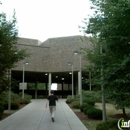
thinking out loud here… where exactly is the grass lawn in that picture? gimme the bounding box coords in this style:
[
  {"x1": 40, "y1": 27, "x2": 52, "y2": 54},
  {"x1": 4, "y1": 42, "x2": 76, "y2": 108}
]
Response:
[
  {"x1": 95, "y1": 103, "x2": 130, "y2": 117},
  {"x1": 71, "y1": 103, "x2": 130, "y2": 130}
]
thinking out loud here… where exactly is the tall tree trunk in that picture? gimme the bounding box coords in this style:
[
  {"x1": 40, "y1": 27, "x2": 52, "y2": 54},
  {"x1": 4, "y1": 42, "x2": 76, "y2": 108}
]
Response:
[{"x1": 122, "y1": 108, "x2": 126, "y2": 115}]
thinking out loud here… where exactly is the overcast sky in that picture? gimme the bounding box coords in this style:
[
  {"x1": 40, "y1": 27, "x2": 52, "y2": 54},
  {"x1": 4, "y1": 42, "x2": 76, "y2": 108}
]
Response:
[{"x1": 0, "y1": 0, "x2": 93, "y2": 42}]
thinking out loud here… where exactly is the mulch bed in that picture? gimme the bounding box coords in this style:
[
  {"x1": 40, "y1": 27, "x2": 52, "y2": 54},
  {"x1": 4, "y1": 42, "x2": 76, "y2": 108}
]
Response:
[
  {"x1": 109, "y1": 114, "x2": 130, "y2": 120},
  {"x1": 0, "y1": 104, "x2": 27, "y2": 121},
  {"x1": 68, "y1": 103, "x2": 89, "y2": 121},
  {"x1": 74, "y1": 111, "x2": 89, "y2": 120},
  {"x1": 68, "y1": 103, "x2": 130, "y2": 121},
  {"x1": 1, "y1": 113, "x2": 12, "y2": 120}
]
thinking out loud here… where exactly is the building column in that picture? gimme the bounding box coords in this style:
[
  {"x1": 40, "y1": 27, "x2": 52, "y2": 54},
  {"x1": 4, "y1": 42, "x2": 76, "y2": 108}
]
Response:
[
  {"x1": 45, "y1": 83, "x2": 48, "y2": 97},
  {"x1": 78, "y1": 71, "x2": 80, "y2": 95},
  {"x1": 62, "y1": 82, "x2": 64, "y2": 98},
  {"x1": 35, "y1": 78, "x2": 38, "y2": 99},
  {"x1": 48, "y1": 73, "x2": 52, "y2": 95}
]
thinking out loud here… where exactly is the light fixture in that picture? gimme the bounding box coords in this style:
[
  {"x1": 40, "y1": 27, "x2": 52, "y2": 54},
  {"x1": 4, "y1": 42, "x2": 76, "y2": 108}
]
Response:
[
  {"x1": 25, "y1": 62, "x2": 29, "y2": 65},
  {"x1": 67, "y1": 62, "x2": 72, "y2": 66},
  {"x1": 73, "y1": 50, "x2": 79, "y2": 55}
]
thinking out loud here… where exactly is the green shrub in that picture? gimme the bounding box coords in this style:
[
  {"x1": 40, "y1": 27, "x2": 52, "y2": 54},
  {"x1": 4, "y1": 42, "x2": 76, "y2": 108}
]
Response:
[
  {"x1": 14, "y1": 99, "x2": 23, "y2": 104},
  {"x1": 24, "y1": 94, "x2": 32, "y2": 104},
  {"x1": 11, "y1": 102, "x2": 19, "y2": 109},
  {"x1": 96, "y1": 119, "x2": 119, "y2": 130},
  {"x1": 0, "y1": 102, "x2": 5, "y2": 106},
  {"x1": 66, "y1": 95, "x2": 74, "y2": 104},
  {"x1": 4, "y1": 102, "x2": 19, "y2": 110},
  {"x1": 71, "y1": 101, "x2": 80, "y2": 109},
  {"x1": 20, "y1": 98, "x2": 31, "y2": 104},
  {"x1": 0, "y1": 105, "x2": 4, "y2": 119},
  {"x1": 83, "y1": 104, "x2": 93, "y2": 114},
  {"x1": 80, "y1": 103, "x2": 87, "y2": 112},
  {"x1": 87, "y1": 98, "x2": 95, "y2": 106},
  {"x1": 87, "y1": 107, "x2": 102, "y2": 119},
  {"x1": 83, "y1": 97, "x2": 96, "y2": 106},
  {"x1": 96, "y1": 122, "x2": 108, "y2": 130},
  {"x1": 74, "y1": 95, "x2": 80, "y2": 101},
  {"x1": 82, "y1": 90, "x2": 101, "y2": 102},
  {"x1": 11, "y1": 92, "x2": 20, "y2": 101},
  {"x1": 0, "y1": 91, "x2": 20, "y2": 103},
  {"x1": 19, "y1": 93, "x2": 32, "y2": 104},
  {"x1": 1, "y1": 91, "x2": 32, "y2": 105},
  {"x1": 0, "y1": 105, "x2": 4, "y2": 113}
]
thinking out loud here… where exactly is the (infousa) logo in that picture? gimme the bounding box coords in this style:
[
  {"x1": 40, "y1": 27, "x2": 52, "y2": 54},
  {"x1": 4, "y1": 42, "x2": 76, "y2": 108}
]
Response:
[{"x1": 118, "y1": 118, "x2": 130, "y2": 130}]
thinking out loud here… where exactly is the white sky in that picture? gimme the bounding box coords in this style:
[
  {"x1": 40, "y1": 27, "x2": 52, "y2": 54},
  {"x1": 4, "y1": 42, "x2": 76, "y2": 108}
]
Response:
[{"x1": 0, "y1": 0, "x2": 93, "y2": 42}]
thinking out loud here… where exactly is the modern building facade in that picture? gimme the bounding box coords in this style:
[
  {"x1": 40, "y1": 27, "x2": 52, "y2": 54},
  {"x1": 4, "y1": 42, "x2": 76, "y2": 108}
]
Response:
[{"x1": 12, "y1": 35, "x2": 92, "y2": 98}]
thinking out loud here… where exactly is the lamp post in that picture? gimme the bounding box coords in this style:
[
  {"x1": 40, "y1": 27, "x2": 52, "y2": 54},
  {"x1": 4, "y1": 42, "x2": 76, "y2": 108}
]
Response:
[
  {"x1": 67, "y1": 62, "x2": 74, "y2": 99},
  {"x1": 74, "y1": 51, "x2": 82, "y2": 105},
  {"x1": 22, "y1": 62, "x2": 28, "y2": 99},
  {"x1": 8, "y1": 69, "x2": 11, "y2": 110}
]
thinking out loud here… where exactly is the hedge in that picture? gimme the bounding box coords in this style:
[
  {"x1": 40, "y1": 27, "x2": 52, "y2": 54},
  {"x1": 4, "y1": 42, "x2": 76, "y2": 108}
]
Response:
[
  {"x1": 96, "y1": 119, "x2": 119, "y2": 130},
  {"x1": 86, "y1": 107, "x2": 102, "y2": 120}
]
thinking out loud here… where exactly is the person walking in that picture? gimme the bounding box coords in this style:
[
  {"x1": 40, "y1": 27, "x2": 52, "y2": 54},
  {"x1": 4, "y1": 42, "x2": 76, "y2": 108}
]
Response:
[{"x1": 46, "y1": 90, "x2": 58, "y2": 122}]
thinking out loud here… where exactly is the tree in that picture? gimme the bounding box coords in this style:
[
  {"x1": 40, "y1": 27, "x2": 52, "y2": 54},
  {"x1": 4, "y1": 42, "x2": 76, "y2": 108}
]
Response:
[
  {"x1": 81, "y1": 0, "x2": 130, "y2": 115},
  {"x1": 0, "y1": 10, "x2": 27, "y2": 93}
]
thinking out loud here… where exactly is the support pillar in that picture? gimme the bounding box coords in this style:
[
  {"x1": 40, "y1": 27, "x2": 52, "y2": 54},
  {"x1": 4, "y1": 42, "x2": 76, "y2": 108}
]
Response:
[
  {"x1": 48, "y1": 73, "x2": 52, "y2": 95},
  {"x1": 62, "y1": 82, "x2": 64, "y2": 98},
  {"x1": 45, "y1": 83, "x2": 48, "y2": 97},
  {"x1": 35, "y1": 79, "x2": 38, "y2": 99},
  {"x1": 78, "y1": 71, "x2": 80, "y2": 95},
  {"x1": 74, "y1": 74, "x2": 77, "y2": 95}
]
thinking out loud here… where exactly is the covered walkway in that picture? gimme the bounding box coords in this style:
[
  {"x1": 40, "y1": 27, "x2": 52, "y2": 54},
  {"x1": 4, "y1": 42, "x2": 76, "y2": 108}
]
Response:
[{"x1": 0, "y1": 99, "x2": 88, "y2": 130}]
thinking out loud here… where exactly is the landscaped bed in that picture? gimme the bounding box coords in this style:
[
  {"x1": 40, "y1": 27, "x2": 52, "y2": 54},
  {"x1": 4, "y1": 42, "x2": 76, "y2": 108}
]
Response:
[
  {"x1": 66, "y1": 91, "x2": 130, "y2": 130},
  {"x1": 68, "y1": 103, "x2": 130, "y2": 130}
]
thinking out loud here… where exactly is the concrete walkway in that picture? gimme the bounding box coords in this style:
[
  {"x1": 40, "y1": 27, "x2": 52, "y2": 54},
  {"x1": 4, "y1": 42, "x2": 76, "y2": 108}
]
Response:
[{"x1": 0, "y1": 99, "x2": 88, "y2": 130}]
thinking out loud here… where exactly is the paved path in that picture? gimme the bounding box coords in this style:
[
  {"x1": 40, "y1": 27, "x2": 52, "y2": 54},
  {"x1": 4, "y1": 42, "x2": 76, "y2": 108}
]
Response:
[{"x1": 0, "y1": 99, "x2": 88, "y2": 130}]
